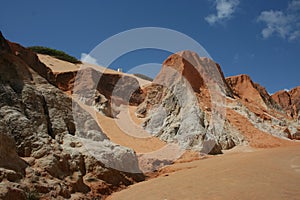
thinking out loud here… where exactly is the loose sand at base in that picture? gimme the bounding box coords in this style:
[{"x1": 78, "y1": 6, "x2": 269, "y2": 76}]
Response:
[{"x1": 108, "y1": 144, "x2": 300, "y2": 200}]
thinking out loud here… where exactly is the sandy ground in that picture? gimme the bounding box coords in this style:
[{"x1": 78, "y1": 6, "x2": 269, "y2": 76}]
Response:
[{"x1": 108, "y1": 144, "x2": 300, "y2": 200}]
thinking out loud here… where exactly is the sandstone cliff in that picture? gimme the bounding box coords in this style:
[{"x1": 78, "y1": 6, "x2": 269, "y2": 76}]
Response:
[
  {"x1": 0, "y1": 32, "x2": 144, "y2": 199},
  {"x1": 137, "y1": 51, "x2": 243, "y2": 154},
  {"x1": 226, "y1": 74, "x2": 279, "y2": 109},
  {"x1": 137, "y1": 51, "x2": 299, "y2": 154},
  {"x1": 272, "y1": 87, "x2": 300, "y2": 120}
]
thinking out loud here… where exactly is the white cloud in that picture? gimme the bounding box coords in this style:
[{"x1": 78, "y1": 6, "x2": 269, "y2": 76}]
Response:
[
  {"x1": 289, "y1": 30, "x2": 300, "y2": 40},
  {"x1": 205, "y1": 0, "x2": 240, "y2": 25},
  {"x1": 80, "y1": 53, "x2": 98, "y2": 65},
  {"x1": 257, "y1": 0, "x2": 300, "y2": 41},
  {"x1": 288, "y1": 0, "x2": 300, "y2": 11}
]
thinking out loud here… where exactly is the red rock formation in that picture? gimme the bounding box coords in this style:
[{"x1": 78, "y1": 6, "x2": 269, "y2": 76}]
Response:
[
  {"x1": 226, "y1": 74, "x2": 277, "y2": 109},
  {"x1": 272, "y1": 91, "x2": 291, "y2": 109},
  {"x1": 156, "y1": 51, "x2": 233, "y2": 96},
  {"x1": 290, "y1": 87, "x2": 300, "y2": 118},
  {"x1": 272, "y1": 87, "x2": 300, "y2": 119},
  {"x1": 137, "y1": 51, "x2": 234, "y2": 118},
  {"x1": 159, "y1": 51, "x2": 205, "y2": 93}
]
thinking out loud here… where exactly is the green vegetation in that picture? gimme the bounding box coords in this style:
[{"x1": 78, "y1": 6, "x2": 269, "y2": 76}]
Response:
[
  {"x1": 133, "y1": 73, "x2": 153, "y2": 81},
  {"x1": 29, "y1": 46, "x2": 81, "y2": 64}
]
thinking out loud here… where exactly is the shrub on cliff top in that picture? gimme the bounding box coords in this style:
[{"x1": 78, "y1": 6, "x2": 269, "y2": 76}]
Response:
[{"x1": 28, "y1": 46, "x2": 81, "y2": 64}]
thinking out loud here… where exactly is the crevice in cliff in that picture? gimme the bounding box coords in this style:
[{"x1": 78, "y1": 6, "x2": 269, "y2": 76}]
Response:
[{"x1": 41, "y1": 95, "x2": 54, "y2": 138}]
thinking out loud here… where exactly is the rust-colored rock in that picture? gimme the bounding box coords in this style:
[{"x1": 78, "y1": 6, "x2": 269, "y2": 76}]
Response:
[
  {"x1": 272, "y1": 86, "x2": 300, "y2": 119},
  {"x1": 226, "y1": 74, "x2": 278, "y2": 109},
  {"x1": 272, "y1": 90, "x2": 291, "y2": 108},
  {"x1": 157, "y1": 51, "x2": 233, "y2": 96}
]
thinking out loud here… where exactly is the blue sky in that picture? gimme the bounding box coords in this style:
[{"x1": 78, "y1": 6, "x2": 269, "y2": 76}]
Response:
[{"x1": 1, "y1": 0, "x2": 299, "y2": 93}]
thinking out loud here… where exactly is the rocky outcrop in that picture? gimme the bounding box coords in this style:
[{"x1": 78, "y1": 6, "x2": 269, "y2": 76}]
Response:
[
  {"x1": 137, "y1": 51, "x2": 242, "y2": 154},
  {"x1": 290, "y1": 87, "x2": 300, "y2": 119},
  {"x1": 225, "y1": 75, "x2": 300, "y2": 141},
  {"x1": 272, "y1": 90, "x2": 291, "y2": 109},
  {"x1": 272, "y1": 87, "x2": 300, "y2": 120},
  {"x1": 226, "y1": 74, "x2": 279, "y2": 109},
  {"x1": 0, "y1": 32, "x2": 144, "y2": 199},
  {"x1": 73, "y1": 67, "x2": 145, "y2": 109},
  {"x1": 156, "y1": 51, "x2": 233, "y2": 97},
  {"x1": 8, "y1": 39, "x2": 144, "y2": 112},
  {"x1": 137, "y1": 51, "x2": 299, "y2": 153}
]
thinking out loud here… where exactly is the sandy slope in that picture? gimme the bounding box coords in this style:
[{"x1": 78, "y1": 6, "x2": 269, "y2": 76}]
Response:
[
  {"x1": 72, "y1": 98, "x2": 166, "y2": 154},
  {"x1": 108, "y1": 144, "x2": 300, "y2": 200},
  {"x1": 95, "y1": 105, "x2": 166, "y2": 153},
  {"x1": 226, "y1": 108, "x2": 293, "y2": 148},
  {"x1": 37, "y1": 54, "x2": 150, "y2": 86}
]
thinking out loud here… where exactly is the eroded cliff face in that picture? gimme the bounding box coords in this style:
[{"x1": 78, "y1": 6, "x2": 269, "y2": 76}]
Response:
[
  {"x1": 8, "y1": 40, "x2": 145, "y2": 112},
  {"x1": 272, "y1": 87, "x2": 300, "y2": 120},
  {"x1": 136, "y1": 51, "x2": 299, "y2": 154},
  {"x1": 136, "y1": 51, "x2": 242, "y2": 154},
  {"x1": 0, "y1": 32, "x2": 144, "y2": 199},
  {"x1": 226, "y1": 74, "x2": 279, "y2": 109}
]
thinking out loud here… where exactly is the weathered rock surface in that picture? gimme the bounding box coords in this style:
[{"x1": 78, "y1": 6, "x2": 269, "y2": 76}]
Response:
[
  {"x1": 72, "y1": 67, "x2": 145, "y2": 119},
  {"x1": 226, "y1": 74, "x2": 279, "y2": 109},
  {"x1": 0, "y1": 32, "x2": 144, "y2": 199},
  {"x1": 226, "y1": 75, "x2": 299, "y2": 141},
  {"x1": 138, "y1": 51, "x2": 242, "y2": 154},
  {"x1": 0, "y1": 119, "x2": 27, "y2": 173},
  {"x1": 272, "y1": 87, "x2": 300, "y2": 120},
  {"x1": 0, "y1": 182, "x2": 26, "y2": 200},
  {"x1": 137, "y1": 50, "x2": 299, "y2": 155},
  {"x1": 8, "y1": 39, "x2": 145, "y2": 114}
]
